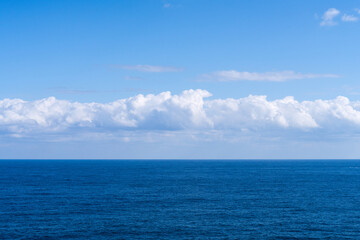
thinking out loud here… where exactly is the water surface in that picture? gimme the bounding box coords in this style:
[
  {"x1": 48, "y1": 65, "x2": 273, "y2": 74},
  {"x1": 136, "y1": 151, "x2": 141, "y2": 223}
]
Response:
[{"x1": 1, "y1": 160, "x2": 360, "y2": 239}]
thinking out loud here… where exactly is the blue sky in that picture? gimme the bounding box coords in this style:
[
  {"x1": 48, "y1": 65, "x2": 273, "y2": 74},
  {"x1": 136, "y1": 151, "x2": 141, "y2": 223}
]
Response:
[{"x1": 1, "y1": 0, "x2": 360, "y2": 159}]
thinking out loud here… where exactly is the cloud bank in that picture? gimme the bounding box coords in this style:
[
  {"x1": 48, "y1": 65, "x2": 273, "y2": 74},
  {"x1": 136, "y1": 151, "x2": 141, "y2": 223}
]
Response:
[
  {"x1": 203, "y1": 70, "x2": 338, "y2": 82},
  {"x1": 1, "y1": 90, "x2": 360, "y2": 139}
]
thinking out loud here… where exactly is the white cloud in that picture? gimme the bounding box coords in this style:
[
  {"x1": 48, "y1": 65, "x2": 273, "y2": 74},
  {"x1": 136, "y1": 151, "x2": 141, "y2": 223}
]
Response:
[
  {"x1": 2, "y1": 90, "x2": 360, "y2": 139},
  {"x1": 117, "y1": 65, "x2": 183, "y2": 72},
  {"x1": 124, "y1": 76, "x2": 144, "y2": 80},
  {"x1": 203, "y1": 70, "x2": 338, "y2": 82},
  {"x1": 320, "y1": 8, "x2": 340, "y2": 26},
  {"x1": 163, "y1": 3, "x2": 171, "y2": 8},
  {"x1": 341, "y1": 14, "x2": 358, "y2": 22}
]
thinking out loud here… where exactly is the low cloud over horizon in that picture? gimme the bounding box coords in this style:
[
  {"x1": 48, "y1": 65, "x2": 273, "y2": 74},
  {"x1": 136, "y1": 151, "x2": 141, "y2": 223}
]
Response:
[{"x1": 1, "y1": 89, "x2": 360, "y2": 140}]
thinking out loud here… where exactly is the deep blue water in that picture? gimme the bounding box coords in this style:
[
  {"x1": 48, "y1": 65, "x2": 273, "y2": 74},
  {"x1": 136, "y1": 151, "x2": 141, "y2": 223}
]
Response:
[{"x1": 1, "y1": 160, "x2": 360, "y2": 239}]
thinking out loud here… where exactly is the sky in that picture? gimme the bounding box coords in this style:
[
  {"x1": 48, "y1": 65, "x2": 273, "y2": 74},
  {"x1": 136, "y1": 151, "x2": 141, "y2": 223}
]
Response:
[{"x1": 1, "y1": 0, "x2": 360, "y2": 159}]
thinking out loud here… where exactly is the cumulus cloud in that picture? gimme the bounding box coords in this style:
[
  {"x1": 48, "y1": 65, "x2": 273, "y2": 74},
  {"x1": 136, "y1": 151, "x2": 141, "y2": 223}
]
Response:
[
  {"x1": 320, "y1": 8, "x2": 340, "y2": 26},
  {"x1": 341, "y1": 14, "x2": 358, "y2": 22},
  {"x1": 0, "y1": 90, "x2": 211, "y2": 135},
  {"x1": 203, "y1": 70, "x2": 338, "y2": 82},
  {"x1": 116, "y1": 64, "x2": 183, "y2": 72},
  {"x1": 2, "y1": 90, "x2": 360, "y2": 139}
]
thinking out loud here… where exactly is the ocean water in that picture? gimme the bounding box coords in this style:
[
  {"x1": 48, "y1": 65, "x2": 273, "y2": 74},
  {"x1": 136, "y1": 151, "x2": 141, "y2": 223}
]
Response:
[{"x1": 1, "y1": 160, "x2": 360, "y2": 239}]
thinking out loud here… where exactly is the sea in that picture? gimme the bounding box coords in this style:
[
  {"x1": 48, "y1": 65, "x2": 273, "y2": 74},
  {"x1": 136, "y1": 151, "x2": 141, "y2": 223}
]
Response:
[{"x1": 1, "y1": 160, "x2": 360, "y2": 239}]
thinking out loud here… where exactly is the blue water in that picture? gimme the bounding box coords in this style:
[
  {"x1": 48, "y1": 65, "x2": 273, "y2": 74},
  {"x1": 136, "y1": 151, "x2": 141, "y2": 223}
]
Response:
[{"x1": 1, "y1": 160, "x2": 360, "y2": 239}]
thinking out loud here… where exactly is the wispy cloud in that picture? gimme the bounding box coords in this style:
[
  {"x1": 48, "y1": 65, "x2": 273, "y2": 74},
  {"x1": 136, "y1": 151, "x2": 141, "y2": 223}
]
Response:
[
  {"x1": 49, "y1": 87, "x2": 96, "y2": 95},
  {"x1": 49, "y1": 87, "x2": 148, "y2": 95},
  {"x1": 115, "y1": 64, "x2": 183, "y2": 73},
  {"x1": 202, "y1": 70, "x2": 339, "y2": 82},
  {"x1": 320, "y1": 8, "x2": 340, "y2": 26},
  {"x1": 124, "y1": 76, "x2": 144, "y2": 81},
  {"x1": 341, "y1": 14, "x2": 358, "y2": 22},
  {"x1": 320, "y1": 8, "x2": 359, "y2": 25},
  {"x1": 163, "y1": 3, "x2": 171, "y2": 8}
]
